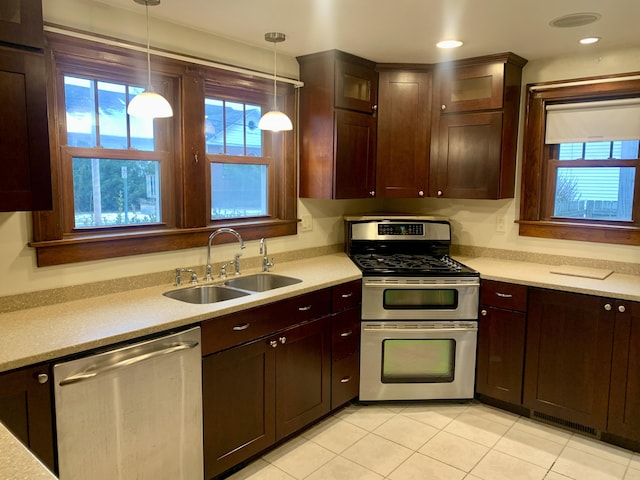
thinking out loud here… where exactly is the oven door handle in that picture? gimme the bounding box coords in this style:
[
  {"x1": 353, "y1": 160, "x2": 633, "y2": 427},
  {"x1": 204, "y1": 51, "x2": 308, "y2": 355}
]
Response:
[
  {"x1": 363, "y1": 282, "x2": 479, "y2": 289},
  {"x1": 362, "y1": 326, "x2": 477, "y2": 333}
]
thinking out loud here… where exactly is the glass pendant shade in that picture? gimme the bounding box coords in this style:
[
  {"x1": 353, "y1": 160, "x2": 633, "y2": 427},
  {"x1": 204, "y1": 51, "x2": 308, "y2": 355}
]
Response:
[
  {"x1": 127, "y1": 91, "x2": 173, "y2": 118},
  {"x1": 259, "y1": 32, "x2": 293, "y2": 131},
  {"x1": 126, "y1": 0, "x2": 173, "y2": 119},
  {"x1": 258, "y1": 109, "x2": 293, "y2": 131}
]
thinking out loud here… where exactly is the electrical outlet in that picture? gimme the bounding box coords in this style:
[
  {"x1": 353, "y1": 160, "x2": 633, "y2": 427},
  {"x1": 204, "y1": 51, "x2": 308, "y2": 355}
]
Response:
[
  {"x1": 495, "y1": 216, "x2": 506, "y2": 233},
  {"x1": 300, "y1": 214, "x2": 313, "y2": 232}
]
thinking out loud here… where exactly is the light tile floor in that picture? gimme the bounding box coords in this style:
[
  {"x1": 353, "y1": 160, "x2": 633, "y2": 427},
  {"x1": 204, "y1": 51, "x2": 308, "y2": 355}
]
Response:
[{"x1": 226, "y1": 401, "x2": 640, "y2": 480}]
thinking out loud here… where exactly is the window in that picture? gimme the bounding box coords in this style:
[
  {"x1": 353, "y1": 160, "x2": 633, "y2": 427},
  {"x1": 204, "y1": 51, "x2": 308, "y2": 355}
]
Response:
[
  {"x1": 519, "y1": 74, "x2": 640, "y2": 245},
  {"x1": 63, "y1": 76, "x2": 166, "y2": 229},
  {"x1": 30, "y1": 32, "x2": 297, "y2": 266},
  {"x1": 204, "y1": 97, "x2": 271, "y2": 220}
]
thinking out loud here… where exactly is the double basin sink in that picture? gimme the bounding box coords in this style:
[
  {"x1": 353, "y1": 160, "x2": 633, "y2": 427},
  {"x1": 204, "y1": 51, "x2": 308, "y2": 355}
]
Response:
[{"x1": 163, "y1": 273, "x2": 302, "y2": 304}]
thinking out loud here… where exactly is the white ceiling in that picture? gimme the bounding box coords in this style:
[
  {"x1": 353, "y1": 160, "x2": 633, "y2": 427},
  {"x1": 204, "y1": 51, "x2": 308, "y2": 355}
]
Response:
[{"x1": 94, "y1": 0, "x2": 639, "y2": 64}]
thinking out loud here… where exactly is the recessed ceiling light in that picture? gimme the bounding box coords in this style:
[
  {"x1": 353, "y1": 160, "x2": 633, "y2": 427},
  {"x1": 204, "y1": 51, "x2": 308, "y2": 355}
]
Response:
[
  {"x1": 549, "y1": 12, "x2": 601, "y2": 28},
  {"x1": 436, "y1": 40, "x2": 463, "y2": 49},
  {"x1": 579, "y1": 37, "x2": 600, "y2": 45}
]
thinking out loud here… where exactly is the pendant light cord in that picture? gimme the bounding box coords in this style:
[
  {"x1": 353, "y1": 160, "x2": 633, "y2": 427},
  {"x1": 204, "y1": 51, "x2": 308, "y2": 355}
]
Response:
[
  {"x1": 145, "y1": 2, "x2": 152, "y2": 90},
  {"x1": 272, "y1": 40, "x2": 277, "y2": 109}
]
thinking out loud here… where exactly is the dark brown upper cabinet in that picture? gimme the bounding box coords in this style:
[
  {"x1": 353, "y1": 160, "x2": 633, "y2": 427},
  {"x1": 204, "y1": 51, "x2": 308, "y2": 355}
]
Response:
[
  {"x1": 430, "y1": 53, "x2": 527, "y2": 199},
  {"x1": 298, "y1": 50, "x2": 377, "y2": 199},
  {"x1": 0, "y1": 0, "x2": 51, "y2": 212},
  {"x1": 376, "y1": 67, "x2": 432, "y2": 198},
  {"x1": 0, "y1": 0, "x2": 44, "y2": 49}
]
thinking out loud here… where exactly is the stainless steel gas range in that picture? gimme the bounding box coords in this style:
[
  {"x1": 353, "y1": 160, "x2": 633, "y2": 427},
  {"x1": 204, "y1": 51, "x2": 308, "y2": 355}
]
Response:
[{"x1": 345, "y1": 214, "x2": 480, "y2": 402}]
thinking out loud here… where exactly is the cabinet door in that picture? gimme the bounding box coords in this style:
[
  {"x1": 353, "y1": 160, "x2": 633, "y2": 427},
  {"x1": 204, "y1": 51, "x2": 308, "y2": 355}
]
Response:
[
  {"x1": 0, "y1": 364, "x2": 55, "y2": 472},
  {"x1": 335, "y1": 58, "x2": 378, "y2": 113},
  {"x1": 376, "y1": 70, "x2": 431, "y2": 198},
  {"x1": 431, "y1": 111, "x2": 503, "y2": 199},
  {"x1": 523, "y1": 288, "x2": 614, "y2": 430},
  {"x1": 334, "y1": 109, "x2": 376, "y2": 199},
  {"x1": 275, "y1": 316, "x2": 331, "y2": 439},
  {"x1": 476, "y1": 306, "x2": 525, "y2": 404},
  {"x1": 608, "y1": 300, "x2": 640, "y2": 442},
  {"x1": 438, "y1": 62, "x2": 504, "y2": 113},
  {"x1": 0, "y1": 0, "x2": 44, "y2": 49},
  {"x1": 0, "y1": 46, "x2": 52, "y2": 211},
  {"x1": 202, "y1": 339, "x2": 276, "y2": 479}
]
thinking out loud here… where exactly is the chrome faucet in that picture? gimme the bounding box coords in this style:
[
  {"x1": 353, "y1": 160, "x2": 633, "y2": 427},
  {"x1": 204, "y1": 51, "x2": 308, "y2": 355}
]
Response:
[
  {"x1": 205, "y1": 228, "x2": 245, "y2": 281},
  {"x1": 259, "y1": 237, "x2": 274, "y2": 272}
]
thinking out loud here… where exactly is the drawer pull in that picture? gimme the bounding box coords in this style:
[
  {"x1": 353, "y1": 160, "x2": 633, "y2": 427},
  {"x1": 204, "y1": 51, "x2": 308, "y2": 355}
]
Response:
[
  {"x1": 232, "y1": 323, "x2": 250, "y2": 331},
  {"x1": 618, "y1": 305, "x2": 626, "y2": 313},
  {"x1": 298, "y1": 305, "x2": 312, "y2": 312},
  {"x1": 480, "y1": 310, "x2": 488, "y2": 316},
  {"x1": 496, "y1": 292, "x2": 513, "y2": 298},
  {"x1": 340, "y1": 330, "x2": 353, "y2": 337},
  {"x1": 269, "y1": 340, "x2": 278, "y2": 348},
  {"x1": 341, "y1": 292, "x2": 353, "y2": 298},
  {"x1": 340, "y1": 376, "x2": 352, "y2": 383}
]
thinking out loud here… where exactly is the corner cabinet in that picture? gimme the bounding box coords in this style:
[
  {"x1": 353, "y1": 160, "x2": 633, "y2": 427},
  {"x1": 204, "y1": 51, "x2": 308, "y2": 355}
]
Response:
[
  {"x1": 0, "y1": 0, "x2": 52, "y2": 211},
  {"x1": 298, "y1": 50, "x2": 377, "y2": 199},
  {"x1": 476, "y1": 280, "x2": 527, "y2": 405},
  {"x1": 0, "y1": 363, "x2": 56, "y2": 472},
  {"x1": 430, "y1": 53, "x2": 527, "y2": 199},
  {"x1": 375, "y1": 66, "x2": 432, "y2": 198}
]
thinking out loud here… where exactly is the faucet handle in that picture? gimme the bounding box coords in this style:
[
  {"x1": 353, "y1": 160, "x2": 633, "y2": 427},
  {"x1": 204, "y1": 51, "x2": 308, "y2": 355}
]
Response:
[
  {"x1": 233, "y1": 253, "x2": 242, "y2": 275},
  {"x1": 175, "y1": 268, "x2": 198, "y2": 286}
]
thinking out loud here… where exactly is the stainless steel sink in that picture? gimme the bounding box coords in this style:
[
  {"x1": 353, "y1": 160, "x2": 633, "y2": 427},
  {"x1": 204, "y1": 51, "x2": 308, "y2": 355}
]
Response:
[
  {"x1": 163, "y1": 285, "x2": 250, "y2": 304},
  {"x1": 224, "y1": 273, "x2": 302, "y2": 292}
]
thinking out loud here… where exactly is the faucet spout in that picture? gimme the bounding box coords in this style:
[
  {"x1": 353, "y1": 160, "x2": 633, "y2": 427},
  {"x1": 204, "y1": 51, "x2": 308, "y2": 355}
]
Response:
[{"x1": 205, "y1": 228, "x2": 245, "y2": 281}]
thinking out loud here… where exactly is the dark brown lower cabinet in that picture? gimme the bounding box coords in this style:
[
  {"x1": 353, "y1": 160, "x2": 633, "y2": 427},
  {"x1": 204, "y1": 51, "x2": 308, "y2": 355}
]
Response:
[
  {"x1": 608, "y1": 300, "x2": 640, "y2": 442},
  {"x1": 476, "y1": 306, "x2": 526, "y2": 404},
  {"x1": 523, "y1": 288, "x2": 615, "y2": 431},
  {"x1": 202, "y1": 316, "x2": 331, "y2": 479},
  {"x1": 0, "y1": 363, "x2": 56, "y2": 472}
]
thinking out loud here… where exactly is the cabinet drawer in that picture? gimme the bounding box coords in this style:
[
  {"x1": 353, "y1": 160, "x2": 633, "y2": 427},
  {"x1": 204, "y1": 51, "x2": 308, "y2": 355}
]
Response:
[
  {"x1": 332, "y1": 280, "x2": 362, "y2": 312},
  {"x1": 481, "y1": 280, "x2": 527, "y2": 311},
  {"x1": 202, "y1": 289, "x2": 331, "y2": 355},
  {"x1": 331, "y1": 308, "x2": 360, "y2": 360},
  {"x1": 331, "y1": 353, "x2": 359, "y2": 408}
]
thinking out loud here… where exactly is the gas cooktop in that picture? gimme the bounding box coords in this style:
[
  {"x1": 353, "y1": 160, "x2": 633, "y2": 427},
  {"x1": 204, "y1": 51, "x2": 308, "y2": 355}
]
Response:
[{"x1": 350, "y1": 253, "x2": 478, "y2": 276}]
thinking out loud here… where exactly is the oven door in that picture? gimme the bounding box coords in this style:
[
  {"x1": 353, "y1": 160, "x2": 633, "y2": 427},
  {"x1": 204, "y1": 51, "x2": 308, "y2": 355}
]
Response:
[
  {"x1": 362, "y1": 276, "x2": 479, "y2": 320},
  {"x1": 359, "y1": 321, "x2": 477, "y2": 401}
]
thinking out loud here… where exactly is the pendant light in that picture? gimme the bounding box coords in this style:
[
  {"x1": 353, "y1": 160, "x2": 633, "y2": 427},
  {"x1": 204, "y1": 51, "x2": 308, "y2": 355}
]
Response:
[
  {"x1": 258, "y1": 32, "x2": 293, "y2": 132},
  {"x1": 127, "y1": 0, "x2": 173, "y2": 118}
]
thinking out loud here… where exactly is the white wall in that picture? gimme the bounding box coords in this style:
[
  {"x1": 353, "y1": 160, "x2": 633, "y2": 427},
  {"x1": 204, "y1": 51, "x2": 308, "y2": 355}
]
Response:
[{"x1": 0, "y1": 4, "x2": 638, "y2": 297}]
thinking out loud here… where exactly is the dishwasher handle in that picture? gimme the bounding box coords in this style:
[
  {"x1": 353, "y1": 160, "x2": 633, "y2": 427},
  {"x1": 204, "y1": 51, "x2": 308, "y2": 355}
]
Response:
[{"x1": 59, "y1": 341, "x2": 199, "y2": 387}]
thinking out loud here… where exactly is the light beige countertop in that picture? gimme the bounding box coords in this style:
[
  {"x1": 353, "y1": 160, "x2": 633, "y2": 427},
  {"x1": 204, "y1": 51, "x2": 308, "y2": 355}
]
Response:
[
  {"x1": 457, "y1": 256, "x2": 640, "y2": 302},
  {"x1": 0, "y1": 253, "x2": 362, "y2": 374},
  {"x1": 0, "y1": 423, "x2": 56, "y2": 480}
]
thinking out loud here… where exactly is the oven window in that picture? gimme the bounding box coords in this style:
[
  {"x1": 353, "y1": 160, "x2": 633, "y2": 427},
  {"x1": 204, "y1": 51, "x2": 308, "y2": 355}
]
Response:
[
  {"x1": 381, "y1": 339, "x2": 455, "y2": 383},
  {"x1": 383, "y1": 289, "x2": 458, "y2": 309}
]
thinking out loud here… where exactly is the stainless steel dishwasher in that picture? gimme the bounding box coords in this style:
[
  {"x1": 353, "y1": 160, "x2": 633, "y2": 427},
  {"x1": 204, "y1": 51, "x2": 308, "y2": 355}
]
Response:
[{"x1": 53, "y1": 326, "x2": 203, "y2": 480}]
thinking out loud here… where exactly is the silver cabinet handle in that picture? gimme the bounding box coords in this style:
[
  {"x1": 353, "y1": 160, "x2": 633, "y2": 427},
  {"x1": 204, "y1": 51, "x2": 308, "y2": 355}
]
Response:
[
  {"x1": 418, "y1": 190, "x2": 424, "y2": 197},
  {"x1": 340, "y1": 330, "x2": 353, "y2": 337},
  {"x1": 279, "y1": 336, "x2": 287, "y2": 344},
  {"x1": 270, "y1": 340, "x2": 278, "y2": 348},
  {"x1": 437, "y1": 190, "x2": 443, "y2": 197},
  {"x1": 232, "y1": 323, "x2": 250, "y2": 331},
  {"x1": 604, "y1": 303, "x2": 612, "y2": 311},
  {"x1": 618, "y1": 305, "x2": 626, "y2": 313},
  {"x1": 369, "y1": 190, "x2": 375, "y2": 197},
  {"x1": 480, "y1": 309, "x2": 488, "y2": 316},
  {"x1": 441, "y1": 104, "x2": 447, "y2": 111},
  {"x1": 340, "y1": 376, "x2": 352, "y2": 383},
  {"x1": 298, "y1": 305, "x2": 312, "y2": 311},
  {"x1": 496, "y1": 292, "x2": 513, "y2": 298},
  {"x1": 341, "y1": 292, "x2": 353, "y2": 298},
  {"x1": 37, "y1": 373, "x2": 49, "y2": 384},
  {"x1": 59, "y1": 341, "x2": 199, "y2": 386}
]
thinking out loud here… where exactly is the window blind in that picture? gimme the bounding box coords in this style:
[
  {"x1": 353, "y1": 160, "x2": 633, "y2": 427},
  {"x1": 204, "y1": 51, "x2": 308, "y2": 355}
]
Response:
[{"x1": 545, "y1": 98, "x2": 640, "y2": 144}]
